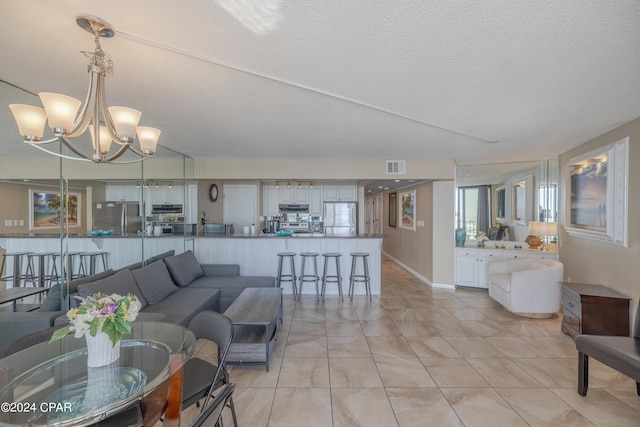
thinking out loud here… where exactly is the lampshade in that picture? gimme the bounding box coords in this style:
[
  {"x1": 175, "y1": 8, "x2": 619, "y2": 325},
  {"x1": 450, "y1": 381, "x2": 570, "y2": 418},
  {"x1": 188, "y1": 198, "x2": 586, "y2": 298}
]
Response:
[
  {"x1": 8, "y1": 104, "x2": 47, "y2": 140},
  {"x1": 136, "y1": 126, "x2": 161, "y2": 155},
  {"x1": 108, "y1": 106, "x2": 142, "y2": 140},
  {"x1": 529, "y1": 221, "x2": 557, "y2": 237},
  {"x1": 89, "y1": 125, "x2": 113, "y2": 154},
  {"x1": 38, "y1": 92, "x2": 82, "y2": 132}
]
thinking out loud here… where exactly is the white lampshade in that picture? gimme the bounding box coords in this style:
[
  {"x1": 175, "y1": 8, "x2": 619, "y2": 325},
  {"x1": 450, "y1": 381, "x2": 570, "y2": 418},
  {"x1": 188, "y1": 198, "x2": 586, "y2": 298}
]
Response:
[
  {"x1": 89, "y1": 125, "x2": 113, "y2": 154},
  {"x1": 529, "y1": 221, "x2": 557, "y2": 237},
  {"x1": 9, "y1": 104, "x2": 47, "y2": 140},
  {"x1": 38, "y1": 92, "x2": 81, "y2": 132},
  {"x1": 136, "y1": 126, "x2": 160, "y2": 154},
  {"x1": 108, "y1": 106, "x2": 142, "y2": 140}
]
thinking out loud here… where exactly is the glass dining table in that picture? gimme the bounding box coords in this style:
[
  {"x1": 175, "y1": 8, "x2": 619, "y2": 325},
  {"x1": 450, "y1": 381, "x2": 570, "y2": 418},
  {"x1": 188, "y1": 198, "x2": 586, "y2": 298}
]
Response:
[{"x1": 0, "y1": 322, "x2": 196, "y2": 426}]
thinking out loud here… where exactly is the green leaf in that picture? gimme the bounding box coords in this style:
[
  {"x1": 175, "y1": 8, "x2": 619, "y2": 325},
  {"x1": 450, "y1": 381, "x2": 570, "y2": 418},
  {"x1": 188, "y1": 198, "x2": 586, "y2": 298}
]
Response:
[
  {"x1": 49, "y1": 326, "x2": 72, "y2": 343},
  {"x1": 89, "y1": 318, "x2": 100, "y2": 336}
]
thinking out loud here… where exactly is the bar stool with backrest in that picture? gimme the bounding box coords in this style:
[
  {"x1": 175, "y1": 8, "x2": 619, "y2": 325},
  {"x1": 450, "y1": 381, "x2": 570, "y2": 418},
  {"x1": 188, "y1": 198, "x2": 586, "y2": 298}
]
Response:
[
  {"x1": 0, "y1": 252, "x2": 32, "y2": 288},
  {"x1": 24, "y1": 252, "x2": 58, "y2": 288},
  {"x1": 276, "y1": 252, "x2": 298, "y2": 300},
  {"x1": 321, "y1": 252, "x2": 343, "y2": 302},
  {"x1": 298, "y1": 252, "x2": 320, "y2": 301},
  {"x1": 349, "y1": 252, "x2": 371, "y2": 300},
  {"x1": 79, "y1": 251, "x2": 109, "y2": 276}
]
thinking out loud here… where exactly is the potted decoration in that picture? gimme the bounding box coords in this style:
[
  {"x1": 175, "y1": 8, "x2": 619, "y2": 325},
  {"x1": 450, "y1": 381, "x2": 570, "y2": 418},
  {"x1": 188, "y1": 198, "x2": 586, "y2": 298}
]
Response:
[
  {"x1": 50, "y1": 293, "x2": 142, "y2": 367},
  {"x1": 476, "y1": 231, "x2": 489, "y2": 247}
]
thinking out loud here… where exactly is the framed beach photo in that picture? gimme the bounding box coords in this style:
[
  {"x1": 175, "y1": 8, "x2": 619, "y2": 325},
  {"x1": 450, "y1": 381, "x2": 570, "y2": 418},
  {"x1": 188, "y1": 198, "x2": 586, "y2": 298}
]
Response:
[
  {"x1": 398, "y1": 190, "x2": 416, "y2": 231},
  {"x1": 564, "y1": 137, "x2": 628, "y2": 247},
  {"x1": 30, "y1": 189, "x2": 82, "y2": 230}
]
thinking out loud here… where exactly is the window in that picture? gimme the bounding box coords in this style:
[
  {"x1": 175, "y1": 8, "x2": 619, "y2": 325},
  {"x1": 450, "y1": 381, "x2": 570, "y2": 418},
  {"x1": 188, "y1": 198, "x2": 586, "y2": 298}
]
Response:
[{"x1": 456, "y1": 186, "x2": 491, "y2": 238}]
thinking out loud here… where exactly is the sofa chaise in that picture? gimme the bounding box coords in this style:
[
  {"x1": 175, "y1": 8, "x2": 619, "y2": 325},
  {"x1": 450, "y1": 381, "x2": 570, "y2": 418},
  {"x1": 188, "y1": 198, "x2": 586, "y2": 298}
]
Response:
[{"x1": 0, "y1": 250, "x2": 275, "y2": 351}]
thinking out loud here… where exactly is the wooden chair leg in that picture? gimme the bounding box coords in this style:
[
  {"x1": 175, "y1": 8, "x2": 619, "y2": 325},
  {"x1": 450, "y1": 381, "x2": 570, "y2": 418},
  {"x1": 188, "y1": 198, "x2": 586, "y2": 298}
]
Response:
[{"x1": 578, "y1": 351, "x2": 589, "y2": 396}]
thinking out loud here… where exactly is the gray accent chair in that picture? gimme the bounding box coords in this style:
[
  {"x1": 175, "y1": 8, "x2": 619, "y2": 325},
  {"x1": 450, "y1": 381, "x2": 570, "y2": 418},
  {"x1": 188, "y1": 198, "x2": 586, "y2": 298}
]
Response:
[{"x1": 576, "y1": 298, "x2": 640, "y2": 396}]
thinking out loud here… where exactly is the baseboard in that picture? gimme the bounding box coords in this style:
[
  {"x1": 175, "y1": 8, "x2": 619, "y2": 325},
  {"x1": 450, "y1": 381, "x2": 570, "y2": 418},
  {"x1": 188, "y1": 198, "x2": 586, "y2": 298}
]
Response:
[{"x1": 382, "y1": 252, "x2": 455, "y2": 289}]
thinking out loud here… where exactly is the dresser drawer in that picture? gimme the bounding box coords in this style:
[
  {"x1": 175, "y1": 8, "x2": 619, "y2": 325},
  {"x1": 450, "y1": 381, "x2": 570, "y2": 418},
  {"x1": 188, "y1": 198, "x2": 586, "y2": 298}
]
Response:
[
  {"x1": 562, "y1": 307, "x2": 581, "y2": 333},
  {"x1": 562, "y1": 290, "x2": 581, "y2": 319}
]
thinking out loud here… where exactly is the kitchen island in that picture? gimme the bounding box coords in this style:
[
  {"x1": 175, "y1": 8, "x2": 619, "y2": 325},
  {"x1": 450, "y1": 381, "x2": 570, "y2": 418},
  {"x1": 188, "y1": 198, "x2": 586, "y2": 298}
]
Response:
[{"x1": 0, "y1": 234, "x2": 383, "y2": 296}]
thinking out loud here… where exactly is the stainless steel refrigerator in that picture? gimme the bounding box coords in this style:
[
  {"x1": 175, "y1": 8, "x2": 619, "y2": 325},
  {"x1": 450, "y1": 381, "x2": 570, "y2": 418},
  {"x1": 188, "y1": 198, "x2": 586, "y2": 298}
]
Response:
[
  {"x1": 93, "y1": 202, "x2": 143, "y2": 235},
  {"x1": 323, "y1": 202, "x2": 357, "y2": 235}
]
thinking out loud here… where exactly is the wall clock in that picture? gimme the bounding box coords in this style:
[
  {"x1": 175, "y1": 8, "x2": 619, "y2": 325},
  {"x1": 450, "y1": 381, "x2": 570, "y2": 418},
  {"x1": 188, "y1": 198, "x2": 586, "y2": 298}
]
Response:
[{"x1": 209, "y1": 184, "x2": 219, "y2": 202}]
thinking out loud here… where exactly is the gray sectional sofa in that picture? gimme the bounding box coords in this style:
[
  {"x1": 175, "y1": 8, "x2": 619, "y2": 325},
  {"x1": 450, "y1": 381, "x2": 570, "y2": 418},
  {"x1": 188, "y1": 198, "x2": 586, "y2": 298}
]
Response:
[{"x1": 0, "y1": 250, "x2": 275, "y2": 351}]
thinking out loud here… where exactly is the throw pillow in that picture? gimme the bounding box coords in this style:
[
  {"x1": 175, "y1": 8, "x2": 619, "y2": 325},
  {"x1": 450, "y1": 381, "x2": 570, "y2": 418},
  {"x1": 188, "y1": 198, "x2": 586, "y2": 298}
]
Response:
[
  {"x1": 163, "y1": 250, "x2": 205, "y2": 287},
  {"x1": 131, "y1": 260, "x2": 180, "y2": 305},
  {"x1": 40, "y1": 269, "x2": 115, "y2": 312},
  {"x1": 145, "y1": 250, "x2": 176, "y2": 265},
  {"x1": 77, "y1": 269, "x2": 148, "y2": 309}
]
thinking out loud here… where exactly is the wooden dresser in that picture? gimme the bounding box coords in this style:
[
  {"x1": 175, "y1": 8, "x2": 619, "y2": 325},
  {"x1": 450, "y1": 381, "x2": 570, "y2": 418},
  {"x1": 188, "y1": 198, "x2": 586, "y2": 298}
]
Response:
[{"x1": 561, "y1": 282, "x2": 631, "y2": 339}]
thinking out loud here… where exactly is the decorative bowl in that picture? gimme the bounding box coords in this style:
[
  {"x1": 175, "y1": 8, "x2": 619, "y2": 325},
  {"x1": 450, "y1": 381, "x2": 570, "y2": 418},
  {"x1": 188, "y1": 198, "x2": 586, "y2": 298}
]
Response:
[
  {"x1": 276, "y1": 230, "x2": 295, "y2": 236},
  {"x1": 88, "y1": 229, "x2": 114, "y2": 236}
]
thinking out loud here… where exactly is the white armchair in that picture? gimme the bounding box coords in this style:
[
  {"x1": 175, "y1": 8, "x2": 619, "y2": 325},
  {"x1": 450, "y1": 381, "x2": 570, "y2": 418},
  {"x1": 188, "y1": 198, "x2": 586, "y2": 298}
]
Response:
[{"x1": 488, "y1": 258, "x2": 564, "y2": 318}]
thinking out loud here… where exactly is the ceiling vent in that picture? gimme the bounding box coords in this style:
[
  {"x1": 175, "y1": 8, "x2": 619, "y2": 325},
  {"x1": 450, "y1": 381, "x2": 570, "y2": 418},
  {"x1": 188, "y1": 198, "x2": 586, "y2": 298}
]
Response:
[{"x1": 386, "y1": 160, "x2": 406, "y2": 175}]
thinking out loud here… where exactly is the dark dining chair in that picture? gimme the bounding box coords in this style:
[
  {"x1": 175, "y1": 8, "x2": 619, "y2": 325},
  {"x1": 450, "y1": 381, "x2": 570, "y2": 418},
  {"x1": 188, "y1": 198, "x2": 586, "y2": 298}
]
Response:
[
  {"x1": 188, "y1": 383, "x2": 236, "y2": 427},
  {"x1": 182, "y1": 311, "x2": 237, "y2": 426}
]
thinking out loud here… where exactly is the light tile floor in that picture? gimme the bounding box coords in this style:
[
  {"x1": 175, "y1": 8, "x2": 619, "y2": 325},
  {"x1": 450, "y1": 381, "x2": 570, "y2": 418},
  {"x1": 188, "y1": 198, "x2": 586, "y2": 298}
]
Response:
[{"x1": 182, "y1": 256, "x2": 640, "y2": 426}]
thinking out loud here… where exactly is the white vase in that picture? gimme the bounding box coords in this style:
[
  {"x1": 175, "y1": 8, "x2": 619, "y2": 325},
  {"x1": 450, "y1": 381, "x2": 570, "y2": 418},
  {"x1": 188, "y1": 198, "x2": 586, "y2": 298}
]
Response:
[{"x1": 85, "y1": 332, "x2": 121, "y2": 367}]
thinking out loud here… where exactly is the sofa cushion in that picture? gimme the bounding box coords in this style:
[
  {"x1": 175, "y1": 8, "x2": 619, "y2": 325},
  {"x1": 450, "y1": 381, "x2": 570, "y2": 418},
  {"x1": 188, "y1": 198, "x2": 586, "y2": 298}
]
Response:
[
  {"x1": 145, "y1": 250, "x2": 176, "y2": 265},
  {"x1": 131, "y1": 260, "x2": 180, "y2": 305},
  {"x1": 143, "y1": 288, "x2": 220, "y2": 326},
  {"x1": 40, "y1": 269, "x2": 115, "y2": 312},
  {"x1": 190, "y1": 275, "x2": 275, "y2": 290},
  {"x1": 77, "y1": 269, "x2": 148, "y2": 309},
  {"x1": 164, "y1": 250, "x2": 205, "y2": 287}
]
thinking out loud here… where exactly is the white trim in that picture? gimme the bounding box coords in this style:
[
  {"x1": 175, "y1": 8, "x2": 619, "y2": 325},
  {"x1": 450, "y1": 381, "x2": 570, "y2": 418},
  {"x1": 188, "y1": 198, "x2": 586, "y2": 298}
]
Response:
[{"x1": 383, "y1": 251, "x2": 457, "y2": 289}]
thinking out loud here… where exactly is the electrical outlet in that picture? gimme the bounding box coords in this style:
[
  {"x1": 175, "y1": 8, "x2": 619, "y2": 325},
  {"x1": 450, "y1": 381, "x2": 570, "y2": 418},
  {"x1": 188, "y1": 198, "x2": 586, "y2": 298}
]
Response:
[
  {"x1": 4, "y1": 219, "x2": 11, "y2": 227},
  {"x1": 13, "y1": 220, "x2": 19, "y2": 226},
  {"x1": 19, "y1": 219, "x2": 24, "y2": 226}
]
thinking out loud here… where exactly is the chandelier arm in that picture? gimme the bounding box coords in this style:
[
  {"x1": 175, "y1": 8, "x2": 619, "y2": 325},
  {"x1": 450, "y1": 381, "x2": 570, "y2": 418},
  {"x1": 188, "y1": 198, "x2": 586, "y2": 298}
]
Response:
[
  {"x1": 97, "y1": 76, "x2": 129, "y2": 146},
  {"x1": 125, "y1": 145, "x2": 151, "y2": 159},
  {"x1": 25, "y1": 137, "x2": 62, "y2": 145},
  {"x1": 100, "y1": 144, "x2": 134, "y2": 162},
  {"x1": 63, "y1": 71, "x2": 99, "y2": 139},
  {"x1": 29, "y1": 142, "x2": 92, "y2": 162},
  {"x1": 60, "y1": 136, "x2": 96, "y2": 161}
]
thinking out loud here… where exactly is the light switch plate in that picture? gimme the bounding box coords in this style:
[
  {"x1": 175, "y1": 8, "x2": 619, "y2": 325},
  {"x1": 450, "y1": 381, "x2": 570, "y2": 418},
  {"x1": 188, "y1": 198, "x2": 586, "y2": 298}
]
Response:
[
  {"x1": 4, "y1": 219, "x2": 11, "y2": 227},
  {"x1": 19, "y1": 220, "x2": 24, "y2": 226},
  {"x1": 13, "y1": 220, "x2": 19, "y2": 226},
  {"x1": 417, "y1": 220, "x2": 425, "y2": 227}
]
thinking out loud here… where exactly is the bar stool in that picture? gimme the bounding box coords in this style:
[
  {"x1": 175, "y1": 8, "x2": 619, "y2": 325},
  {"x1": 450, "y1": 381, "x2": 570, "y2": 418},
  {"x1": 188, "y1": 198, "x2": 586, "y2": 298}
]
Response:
[
  {"x1": 24, "y1": 252, "x2": 58, "y2": 288},
  {"x1": 298, "y1": 252, "x2": 320, "y2": 301},
  {"x1": 276, "y1": 252, "x2": 298, "y2": 300},
  {"x1": 79, "y1": 251, "x2": 109, "y2": 276},
  {"x1": 52, "y1": 251, "x2": 84, "y2": 282},
  {"x1": 321, "y1": 253, "x2": 343, "y2": 302},
  {"x1": 349, "y1": 252, "x2": 371, "y2": 300},
  {"x1": 0, "y1": 252, "x2": 32, "y2": 287}
]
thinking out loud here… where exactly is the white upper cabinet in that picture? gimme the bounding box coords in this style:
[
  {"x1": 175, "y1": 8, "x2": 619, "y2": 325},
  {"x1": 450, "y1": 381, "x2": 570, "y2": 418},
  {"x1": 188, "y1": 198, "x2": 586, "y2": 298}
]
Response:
[
  {"x1": 309, "y1": 187, "x2": 323, "y2": 215},
  {"x1": 262, "y1": 185, "x2": 280, "y2": 216},
  {"x1": 323, "y1": 184, "x2": 357, "y2": 201},
  {"x1": 105, "y1": 184, "x2": 140, "y2": 202},
  {"x1": 279, "y1": 186, "x2": 309, "y2": 204}
]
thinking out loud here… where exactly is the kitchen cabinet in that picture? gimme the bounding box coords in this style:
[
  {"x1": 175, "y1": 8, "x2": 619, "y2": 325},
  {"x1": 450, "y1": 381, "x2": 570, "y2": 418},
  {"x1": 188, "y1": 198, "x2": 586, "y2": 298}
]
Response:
[
  {"x1": 279, "y1": 185, "x2": 309, "y2": 204},
  {"x1": 106, "y1": 184, "x2": 141, "y2": 202},
  {"x1": 561, "y1": 282, "x2": 630, "y2": 339},
  {"x1": 309, "y1": 187, "x2": 323, "y2": 215},
  {"x1": 323, "y1": 184, "x2": 357, "y2": 201},
  {"x1": 263, "y1": 185, "x2": 279, "y2": 216}
]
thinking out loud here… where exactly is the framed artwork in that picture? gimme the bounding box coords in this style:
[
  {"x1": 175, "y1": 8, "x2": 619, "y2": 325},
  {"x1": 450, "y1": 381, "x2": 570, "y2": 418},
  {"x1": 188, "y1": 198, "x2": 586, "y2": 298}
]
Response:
[
  {"x1": 388, "y1": 192, "x2": 397, "y2": 228},
  {"x1": 564, "y1": 137, "x2": 628, "y2": 247},
  {"x1": 399, "y1": 190, "x2": 416, "y2": 231},
  {"x1": 30, "y1": 189, "x2": 82, "y2": 230}
]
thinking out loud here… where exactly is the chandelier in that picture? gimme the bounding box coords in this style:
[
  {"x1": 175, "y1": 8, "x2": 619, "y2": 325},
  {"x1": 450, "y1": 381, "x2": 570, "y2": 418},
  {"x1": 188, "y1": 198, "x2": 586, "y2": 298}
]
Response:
[{"x1": 9, "y1": 16, "x2": 160, "y2": 163}]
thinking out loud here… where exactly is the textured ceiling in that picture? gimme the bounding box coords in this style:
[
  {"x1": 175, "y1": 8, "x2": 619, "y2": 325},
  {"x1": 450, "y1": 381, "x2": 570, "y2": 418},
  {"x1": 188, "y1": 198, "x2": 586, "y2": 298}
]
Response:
[{"x1": 1, "y1": 1, "x2": 639, "y2": 164}]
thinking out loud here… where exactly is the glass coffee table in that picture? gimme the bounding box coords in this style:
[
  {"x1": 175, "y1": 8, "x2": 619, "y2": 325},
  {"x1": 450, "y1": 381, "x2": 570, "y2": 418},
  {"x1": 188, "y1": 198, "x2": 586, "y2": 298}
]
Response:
[{"x1": 0, "y1": 322, "x2": 196, "y2": 426}]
